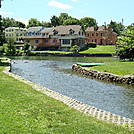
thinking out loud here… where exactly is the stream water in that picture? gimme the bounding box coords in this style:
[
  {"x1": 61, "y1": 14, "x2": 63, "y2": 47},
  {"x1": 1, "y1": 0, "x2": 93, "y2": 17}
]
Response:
[{"x1": 11, "y1": 56, "x2": 134, "y2": 120}]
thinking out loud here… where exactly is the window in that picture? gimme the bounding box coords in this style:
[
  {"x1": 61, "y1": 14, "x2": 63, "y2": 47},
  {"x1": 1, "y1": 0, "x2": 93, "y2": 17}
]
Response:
[
  {"x1": 96, "y1": 33, "x2": 98, "y2": 36},
  {"x1": 45, "y1": 40, "x2": 48, "y2": 43},
  {"x1": 69, "y1": 29, "x2": 75, "y2": 35},
  {"x1": 101, "y1": 33, "x2": 103, "y2": 36},
  {"x1": 35, "y1": 40, "x2": 39, "y2": 43},
  {"x1": 53, "y1": 40, "x2": 57, "y2": 43},
  {"x1": 88, "y1": 33, "x2": 90, "y2": 36},
  {"x1": 63, "y1": 39, "x2": 70, "y2": 44},
  {"x1": 92, "y1": 33, "x2": 94, "y2": 36}
]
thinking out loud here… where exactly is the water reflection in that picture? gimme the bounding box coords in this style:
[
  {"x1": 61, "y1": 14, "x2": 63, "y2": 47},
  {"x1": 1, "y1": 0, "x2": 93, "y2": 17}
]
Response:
[{"x1": 11, "y1": 56, "x2": 134, "y2": 120}]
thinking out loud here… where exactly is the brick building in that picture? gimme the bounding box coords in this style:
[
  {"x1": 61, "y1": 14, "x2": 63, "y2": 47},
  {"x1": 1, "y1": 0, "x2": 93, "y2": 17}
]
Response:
[{"x1": 85, "y1": 26, "x2": 118, "y2": 45}]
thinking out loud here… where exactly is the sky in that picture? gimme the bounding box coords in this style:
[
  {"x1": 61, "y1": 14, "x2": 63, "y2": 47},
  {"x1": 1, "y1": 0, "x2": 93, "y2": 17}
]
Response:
[{"x1": 0, "y1": 0, "x2": 134, "y2": 26}]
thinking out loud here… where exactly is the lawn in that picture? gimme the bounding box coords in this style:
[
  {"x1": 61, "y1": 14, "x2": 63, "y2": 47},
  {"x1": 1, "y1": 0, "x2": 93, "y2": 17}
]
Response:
[
  {"x1": 0, "y1": 64, "x2": 133, "y2": 133},
  {"x1": 87, "y1": 61, "x2": 134, "y2": 76},
  {"x1": 31, "y1": 50, "x2": 72, "y2": 54},
  {"x1": 80, "y1": 45, "x2": 116, "y2": 54}
]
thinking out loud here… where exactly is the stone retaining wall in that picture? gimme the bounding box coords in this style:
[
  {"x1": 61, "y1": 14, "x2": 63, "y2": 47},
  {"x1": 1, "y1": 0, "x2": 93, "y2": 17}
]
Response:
[
  {"x1": 72, "y1": 64, "x2": 134, "y2": 85},
  {"x1": 2, "y1": 66, "x2": 134, "y2": 130}
]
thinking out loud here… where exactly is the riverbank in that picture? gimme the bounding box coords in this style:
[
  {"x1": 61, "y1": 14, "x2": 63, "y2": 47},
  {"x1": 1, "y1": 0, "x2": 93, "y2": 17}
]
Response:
[
  {"x1": 0, "y1": 62, "x2": 133, "y2": 133},
  {"x1": 72, "y1": 63, "x2": 134, "y2": 85}
]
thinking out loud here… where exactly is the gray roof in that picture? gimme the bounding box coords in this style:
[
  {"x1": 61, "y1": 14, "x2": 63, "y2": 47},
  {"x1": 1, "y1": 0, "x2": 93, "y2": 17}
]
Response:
[
  {"x1": 49, "y1": 25, "x2": 82, "y2": 35},
  {"x1": 85, "y1": 26, "x2": 109, "y2": 32},
  {"x1": 27, "y1": 26, "x2": 43, "y2": 32},
  {"x1": 41, "y1": 28, "x2": 52, "y2": 33}
]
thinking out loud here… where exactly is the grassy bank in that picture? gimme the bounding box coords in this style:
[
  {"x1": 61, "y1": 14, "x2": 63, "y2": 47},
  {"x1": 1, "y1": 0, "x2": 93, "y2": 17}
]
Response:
[
  {"x1": 87, "y1": 61, "x2": 134, "y2": 76},
  {"x1": 80, "y1": 45, "x2": 116, "y2": 54},
  {"x1": 0, "y1": 65, "x2": 133, "y2": 133}
]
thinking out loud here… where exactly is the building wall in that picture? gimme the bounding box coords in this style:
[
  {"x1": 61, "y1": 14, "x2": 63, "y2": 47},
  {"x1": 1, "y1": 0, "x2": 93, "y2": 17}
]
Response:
[
  {"x1": 5, "y1": 27, "x2": 26, "y2": 42},
  {"x1": 85, "y1": 27, "x2": 117, "y2": 45}
]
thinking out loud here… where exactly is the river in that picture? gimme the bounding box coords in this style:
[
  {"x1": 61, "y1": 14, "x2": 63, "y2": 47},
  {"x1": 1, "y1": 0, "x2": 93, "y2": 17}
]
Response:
[{"x1": 11, "y1": 56, "x2": 134, "y2": 120}]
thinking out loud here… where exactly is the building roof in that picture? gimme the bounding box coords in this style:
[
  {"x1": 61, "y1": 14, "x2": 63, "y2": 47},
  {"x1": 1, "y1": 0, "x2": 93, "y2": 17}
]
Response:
[
  {"x1": 49, "y1": 25, "x2": 82, "y2": 35},
  {"x1": 41, "y1": 28, "x2": 52, "y2": 33},
  {"x1": 85, "y1": 26, "x2": 109, "y2": 32},
  {"x1": 27, "y1": 26, "x2": 43, "y2": 32},
  {"x1": 5, "y1": 27, "x2": 27, "y2": 30}
]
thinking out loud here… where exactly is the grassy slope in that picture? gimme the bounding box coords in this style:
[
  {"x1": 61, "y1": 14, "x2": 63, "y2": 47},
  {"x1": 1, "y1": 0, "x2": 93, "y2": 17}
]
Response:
[
  {"x1": 88, "y1": 61, "x2": 134, "y2": 76},
  {"x1": 0, "y1": 65, "x2": 133, "y2": 133},
  {"x1": 80, "y1": 46, "x2": 116, "y2": 54}
]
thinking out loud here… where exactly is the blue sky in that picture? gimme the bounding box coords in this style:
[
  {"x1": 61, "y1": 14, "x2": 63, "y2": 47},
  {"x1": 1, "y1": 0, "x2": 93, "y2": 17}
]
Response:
[{"x1": 0, "y1": 0, "x2": 134, "y2": 26}]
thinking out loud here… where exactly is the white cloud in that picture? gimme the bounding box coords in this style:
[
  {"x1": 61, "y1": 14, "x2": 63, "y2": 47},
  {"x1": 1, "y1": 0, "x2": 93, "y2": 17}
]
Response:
[
  {"x1": 14, "y1": 17, "x2": 28, "y2": 25},
  {"x1": 48, "y1": 0, "x2": 73, "y2": 10},
  {"x1": 0, "y1": 11, "x2": 13, "y2": 15}
]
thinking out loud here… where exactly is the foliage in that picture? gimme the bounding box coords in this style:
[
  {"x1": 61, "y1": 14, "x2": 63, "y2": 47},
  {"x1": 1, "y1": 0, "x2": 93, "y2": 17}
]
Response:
[
  {"x1": 108, "y1": 20, "x2": 125, "y2": 35},
  {"x1": 80, "y1": 17, "x2": 97, "y2": 30},
  {"x1": 2, "y1": 17, "x2": 25, "y2": 28},
  {"x1": 27, "y1": 18, "x2": 42, "y2": 28},
  {"x1": 87, "y1": 42, "x2": 97, "y2": 48},
  {"x1": 50, "y1": 15, "x2": 60, "y2": 27},
  {"x1": 23, "y1": 42, "x2": 30, "y2": 51},
  {"x1": 0, "y1": 15, "x2": 5, "y2": 46},
  {"x1": 116, "y1": 24, "x2": 134, "y2": 60},
  {"x1": 5, "y1": 37, "x2": 16, "y2": 55},
  {"x1": 70, "y1": 45, "x2": 79, "y2": 53},
  {"x1": 58, "y1": 13, "x2": 70, "y2": 25},
  {"x1": 63, "y1": 17, "x2": 80, "y2": 25}
]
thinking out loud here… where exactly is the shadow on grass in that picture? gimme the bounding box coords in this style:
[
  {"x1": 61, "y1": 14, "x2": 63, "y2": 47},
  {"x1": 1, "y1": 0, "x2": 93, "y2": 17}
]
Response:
[{"x1": 0, "y1": 62, "x2": 10, "y2": 66}]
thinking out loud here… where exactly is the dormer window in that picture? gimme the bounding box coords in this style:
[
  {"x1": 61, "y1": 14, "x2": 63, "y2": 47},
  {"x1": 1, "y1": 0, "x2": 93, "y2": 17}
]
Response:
[
  {"x1": 69, "y1": 29, "x2": 75, "y2": 35},
  {"x1": 53, "y1": 29, "x2": 58, "y2": 35}
]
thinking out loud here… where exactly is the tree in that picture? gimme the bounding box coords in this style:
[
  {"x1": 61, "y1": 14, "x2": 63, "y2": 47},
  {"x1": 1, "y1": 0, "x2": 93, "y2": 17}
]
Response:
[
  {"x1": 63, "y1": 17, "x2": 80, "y2": 25},
  {"x1": 108, "y1": 21, "x2": 125, "y2": 35},
  {"x1": 2, "y1": 17, "x2": 26, "y2": 28},
  {"x1": 42, "y1": 21, "x2": 52, "y2": 27},
  {"x1": 58, "y1": 13, "x2": 70, "y2": 25},
  {"x1": 5, "y1": 37, "x2": 16, "y2": 55},
  {"x1": 70, "y1": 45, "x2": 79, "y2": 53},
  {"x1": 80, "y1": 17, "x2": 97, "y2": 30},
  {"x1": 27, "y1": 18, "x2": 42, "y2": 28},
  {"x1": 116, "y1": 24, "x2": 134, "y2": 60},
  {"x1": 50, "y1": 15, "x2": 60, "y2": 27},
  {"x1": 0, "y1": 15, "x2": 4, "y2": 46}
]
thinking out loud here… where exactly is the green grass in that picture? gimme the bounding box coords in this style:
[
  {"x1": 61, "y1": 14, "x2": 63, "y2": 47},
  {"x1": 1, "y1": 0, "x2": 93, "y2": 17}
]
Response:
[
  {"x1": 0, "y1": 65, "x2": 133, "y2": 133},
  {"x1": 87, "y1": 61, "x2": 134, "y2": 76},
  {"x1": 80, "y1": 45, "x2": 116, "y2": 54},
  {"x1": 31, "y1": 50, "x2": 72, "y2": 54}
]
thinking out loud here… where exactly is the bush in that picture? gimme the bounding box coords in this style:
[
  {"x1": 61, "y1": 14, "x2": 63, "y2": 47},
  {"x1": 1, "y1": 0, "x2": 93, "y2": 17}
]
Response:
[
  {"x1": 87, "y1": 42, "x2": 97, "y2": 48},
  {"x1": 70, "y1": 45, "x2": 79, "y2": 53}
]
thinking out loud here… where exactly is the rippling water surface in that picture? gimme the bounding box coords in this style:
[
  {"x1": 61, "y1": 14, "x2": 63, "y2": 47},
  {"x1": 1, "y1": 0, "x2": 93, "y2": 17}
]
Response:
[{"x1": 11, "y1": 56, "x2": 134, "y2": 119}]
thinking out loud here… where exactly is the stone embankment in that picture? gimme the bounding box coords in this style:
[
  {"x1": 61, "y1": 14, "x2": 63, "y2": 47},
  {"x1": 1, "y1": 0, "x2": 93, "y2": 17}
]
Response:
[
  {"x1": 2, "y1": 66, "x2": 134, "y2": 130},
  {"x1": 30, "y1": 52, "x2": 114, "y2": 57},
  {"x1": 72, "y1": 64, "x2": 134, "y2": 85}
]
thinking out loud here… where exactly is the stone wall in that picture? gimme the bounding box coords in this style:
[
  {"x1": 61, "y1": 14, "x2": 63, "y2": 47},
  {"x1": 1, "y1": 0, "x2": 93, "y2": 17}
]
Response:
[{"x1": 72, "y1": 64, "x2": 134, "y2": 85}]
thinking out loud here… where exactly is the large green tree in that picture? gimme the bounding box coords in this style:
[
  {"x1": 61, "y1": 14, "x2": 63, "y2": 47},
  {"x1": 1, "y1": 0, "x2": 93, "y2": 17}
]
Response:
[
  {"x1": 116, "y1": 24, "x2": 134, "y2": 60},
  {"x1": 0, "y1": 15, "x2": 4, "y2": 46},
  {"x1": 108, "y1": 21, "x2": 125, "y2": 35},
  {"x1": 80, "y1": 17, "x2": 97, "y2": 29},
  {"x1": 63, "y1": 17, "x2": 80, "y2": 25},
  {"x1": 50, "y1": 15, "x2": 60, "y2": 27},
  {"x1": 2, "y1": 17, "x2": 26, "y2": 28},
  {"x1": 27, "y1": 18, "x2": 42, "y2": 28},
  {"x1": 58, "y1": 13, "x2": 70, "y2": 25}
]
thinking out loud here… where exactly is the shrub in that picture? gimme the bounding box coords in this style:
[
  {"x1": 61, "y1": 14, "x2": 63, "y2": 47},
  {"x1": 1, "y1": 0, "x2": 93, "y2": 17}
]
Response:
[{"x1": 87, "y1": 42, "x2": 97, "y2": 48}]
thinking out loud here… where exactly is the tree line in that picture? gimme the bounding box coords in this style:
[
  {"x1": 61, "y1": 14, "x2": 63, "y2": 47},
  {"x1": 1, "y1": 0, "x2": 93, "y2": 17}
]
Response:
[{"x1": 1, "y1": 12, "x2": 124, "y2": 34}]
